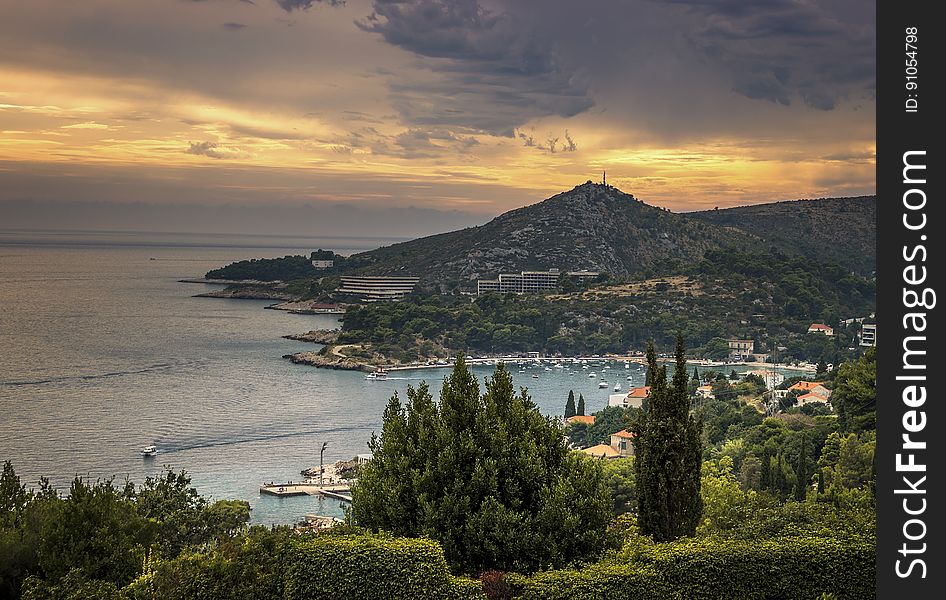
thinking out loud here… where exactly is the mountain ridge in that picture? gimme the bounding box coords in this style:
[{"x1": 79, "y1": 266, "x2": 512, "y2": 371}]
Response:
[{"x1": 346, "y1": 182, "x2": 755, "y2": 290}]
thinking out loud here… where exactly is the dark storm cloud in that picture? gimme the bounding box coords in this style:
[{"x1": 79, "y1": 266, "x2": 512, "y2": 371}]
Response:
[
  {"x1": 276, "y1": 0, "x2": 345, "y2": 11},
  {"x1": 356, "y1": 0, "x2": 594, "y2": 135},
  {"x1": 660, "y1": 0, "x2": 874, "y2": 109},
  {"x1": 354, "y1": 0, "x2": 873, "y2": 139}
]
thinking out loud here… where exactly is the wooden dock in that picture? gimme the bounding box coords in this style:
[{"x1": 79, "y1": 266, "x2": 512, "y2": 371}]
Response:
[{"x1": 259, "y1": 482, "x2": 352, "y2": 502}]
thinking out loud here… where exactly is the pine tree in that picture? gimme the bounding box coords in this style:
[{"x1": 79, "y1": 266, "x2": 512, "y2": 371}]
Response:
[
  {"x1": 794, "y1": 434, "x2": 809, "y2": 501},
  {"x1": 565, "y1": 390, "x2": 576, "y2": 418},
  {"x1": 577, "y1": 394, "x2": 586, "y2": 416},
  {"x1": 691, "y1": 367, "x2": 700, "y2": 383},
  {"x1": 632, "y1": 337, "x2": 703, "y2": 541},
  {"x1": 817, "y1": 358, "x2": 828, "y2": 375},
  {"x1": 729, "y1": 369, "x2": 739, "y2": 380}
]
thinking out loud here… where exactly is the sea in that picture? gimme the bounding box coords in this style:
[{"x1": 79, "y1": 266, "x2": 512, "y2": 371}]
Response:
[{"x1": 0, "y1": 229, "x2": 807, "y2": 525}]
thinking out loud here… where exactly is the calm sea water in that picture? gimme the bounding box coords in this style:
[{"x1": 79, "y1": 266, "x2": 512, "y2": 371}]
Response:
[
  {"x1": 0, "y1": 231, "x2": 648, "y2": 524},
  {"x1": 0, "y1": 230, "x2": 806, "y2": 525}
]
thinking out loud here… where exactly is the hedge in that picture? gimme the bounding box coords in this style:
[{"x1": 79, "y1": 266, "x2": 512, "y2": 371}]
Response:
[
  {"x1": 283, "y1": 534, "x2": 485, "y2": 600},
  {"x1": 507, "y1": 536, "x2": 875, "y2": 600}
]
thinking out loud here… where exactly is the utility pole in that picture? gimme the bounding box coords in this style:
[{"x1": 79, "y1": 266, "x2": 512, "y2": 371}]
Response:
[{"x1": 320, "y1": 441, "x2": 328, "y2": 486}]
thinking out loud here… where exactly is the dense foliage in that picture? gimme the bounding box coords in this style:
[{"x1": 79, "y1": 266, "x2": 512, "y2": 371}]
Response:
[
  {"x1": 632, "y1": 340, "x2": 703, "y2": 541},
  {"x1": 337, "y1": 247, "x2": 873, "y2": 363},
  {"x1": 351, "y1": 359, "x2": 612, "y2": 574},
  {"x1": 205, "y1": 255, "x2": 318, "y2": 281},
  {"x1": 0, "y1": 465, "x2": 249, "y2": 598}
]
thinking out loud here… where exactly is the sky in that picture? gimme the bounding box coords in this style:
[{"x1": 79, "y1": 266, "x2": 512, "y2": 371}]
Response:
[{"x1": 0, "y1": 0, "x2": 875, "y2": 238}]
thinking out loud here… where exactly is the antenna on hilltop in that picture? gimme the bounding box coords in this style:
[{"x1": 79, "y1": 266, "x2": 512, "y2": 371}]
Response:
[{"x1": 602, "y1": 170, "x2": 606, "y2": 186}]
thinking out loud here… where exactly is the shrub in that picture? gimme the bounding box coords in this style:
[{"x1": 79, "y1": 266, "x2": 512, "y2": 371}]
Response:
[{"x1": 283, "y1": 534, "x2": 485, "y2": 600}]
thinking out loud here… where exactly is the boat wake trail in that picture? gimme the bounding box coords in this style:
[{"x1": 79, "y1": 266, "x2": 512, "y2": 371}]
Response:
[
  {"x1": 1, "y1": 361, "x2": 200, "y2": 387},
  {"x1": 155, "y1": 423, "x2": 371, "y2": 454}
]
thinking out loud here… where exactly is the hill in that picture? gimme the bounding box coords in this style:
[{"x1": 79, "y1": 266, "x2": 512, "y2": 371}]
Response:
[
  {"x1": 688, "y1": 196, "x2": 876, "y2": 275},
  {"x1": 344, "y1": 182, "x2": 752, "y2": 290}
]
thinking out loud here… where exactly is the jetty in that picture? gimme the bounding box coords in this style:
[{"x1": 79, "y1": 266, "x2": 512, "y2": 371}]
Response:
[{"x1": 259, "y1": 482, "x2": 352, "y2": 502}]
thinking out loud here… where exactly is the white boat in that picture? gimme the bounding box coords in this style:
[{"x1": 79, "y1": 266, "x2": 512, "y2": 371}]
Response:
[
  {"x1": 614, "y1": 383, "x2": 621, "y2": 391},
  {"x1": 365, "y1": 369, "x2": 388, "y2": 380},
  {"x1": 588, "y1": 372, "x2": 596, "y2": 378},
  {"x1": 598, "y1": 380, "x2": 609, "y2": 388},
  {"x1": 532, "y1": 374, "x2": 540, "y2": 379},
  {"x1": 627, "y1": 375, "x2": 633, "y2": 380},
  {"x1": 141, "y1": 445, "x2": 157, "y2": 457}
]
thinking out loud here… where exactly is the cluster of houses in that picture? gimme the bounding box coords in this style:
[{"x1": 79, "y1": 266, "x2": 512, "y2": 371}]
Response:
[{"x1": 566, "y1": 372, "x2": 833, "y2": 459}]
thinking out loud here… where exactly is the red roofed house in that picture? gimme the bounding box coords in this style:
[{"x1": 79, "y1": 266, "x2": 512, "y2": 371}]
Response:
[
  {"x1": 788, "y1": 381, "x2": 831, "y2": 398},
  {"x1": 609, "y1": 386, "x2": 651, "y2": 409},
  {"x1": 807, "y1": 323, "x2": 834, "y2": 336},
  {"x1": 565, "y1": 415, "x2": 595, "y2": 427},
  {"x1": 609, "y1": 429, "x2": 636, "y2": 457},
  {"x1": 797, "y1": 391, "x2": 831, "y2": 407}
]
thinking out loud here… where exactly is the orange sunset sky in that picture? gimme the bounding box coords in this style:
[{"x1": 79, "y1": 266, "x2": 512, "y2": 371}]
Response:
[{"x1": 0, "y1": 0, "x2": 875, "y2": 237}]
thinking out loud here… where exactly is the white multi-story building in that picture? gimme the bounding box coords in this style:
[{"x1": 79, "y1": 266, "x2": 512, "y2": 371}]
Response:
[
  {"x1": 728, "y1": 339, "x2": 754, "y2": 359},
  {"x1": 860, "y1": 323, "x2": 877, "y2": 346},
  {"x1": 477, "y1": 269, "x2": 562, "y2": 295}
]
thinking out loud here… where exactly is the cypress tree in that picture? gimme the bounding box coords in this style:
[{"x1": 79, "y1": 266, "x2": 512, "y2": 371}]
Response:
[
  {"x1": 794, "y1": 434, "x2": 809, "y2": 501},
  {"x1": 759, "y1": 448, "x2": 771, "y2": 492},
  {"x1": 632, "y1": 337, "x2": 703, "y2": 541},
  {"x1": 691, "y1": 367, "x2": 700, "y2": 383},
  {"x1": 577, "y1": 394, "x2": 586, "y2": 416},
  {"x1": 565, "y1": 390, "x2": 576, "y2": 418},
  {"x1": 817, "y1": 468, "x2": 825, "y2": 495}
]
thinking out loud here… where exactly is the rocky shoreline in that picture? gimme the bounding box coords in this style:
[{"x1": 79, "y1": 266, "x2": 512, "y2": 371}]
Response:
[
  {"x1": 194, "y1": 288, "x2": 299, "y2": 301},
  {"x1": 283, "y1": 351, "x2": 370, "y2": 372},
  {"x1": 283, "y1": 330, "x2": 340, "y2": 344}
]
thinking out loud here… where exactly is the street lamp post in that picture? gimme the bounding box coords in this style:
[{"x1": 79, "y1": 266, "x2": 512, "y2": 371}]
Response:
[{"x1": 320, "y1": 442, "x2": 328, "y2": 486}]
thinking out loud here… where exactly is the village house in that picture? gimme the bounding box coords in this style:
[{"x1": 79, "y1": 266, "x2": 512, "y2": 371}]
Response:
[
  {"x1": 796, "y1": 392, "x2": 831, "y2": 407},
  {"x1": 609, "y1": 430, "x2": 636, "y2": 457},
  {"x1": 564, "y1": 415, "x2": 595, "y2": 427},
  {"x1": 788, "y1": 381, "x2": 831, "y2": 398},
  {"x1": 695, "y1": 384, "x2": 715, "y2": 399},
  {"x1": 608, "y1": 386, "x2": 650, "y2": 409},
  {"x1": 807, "y1": 323, "x2": 834, "y2": 336}
]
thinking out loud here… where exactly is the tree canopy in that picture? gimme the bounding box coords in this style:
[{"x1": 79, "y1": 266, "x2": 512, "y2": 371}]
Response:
[{"x1": 351, "y1": 359, "x2": 612, "y2": 574}]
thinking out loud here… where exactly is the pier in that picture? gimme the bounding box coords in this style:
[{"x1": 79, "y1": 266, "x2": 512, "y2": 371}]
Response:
[{"x1": 259, "y1": 482, "x2": 352, "y2": 501}]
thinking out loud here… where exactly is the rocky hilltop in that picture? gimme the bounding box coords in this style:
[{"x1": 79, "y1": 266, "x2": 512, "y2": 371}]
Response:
[{"x1": 346, "y1": 183, "x2": 751, "y2": 290}]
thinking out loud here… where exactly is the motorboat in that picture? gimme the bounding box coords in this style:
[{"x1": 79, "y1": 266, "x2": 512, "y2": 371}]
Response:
[
  {"x1": 614, "y1": 383, "x2": 621, "y2": 391},
  {"x1": 365, "y1": 369, "x2": 388, "y2": 380},
  {"x1": 141, "y1": 445, "x2": 157, "y2": 457},
  {"x1": 598, "y1": 380, "x2": 609, "y2": 388}
]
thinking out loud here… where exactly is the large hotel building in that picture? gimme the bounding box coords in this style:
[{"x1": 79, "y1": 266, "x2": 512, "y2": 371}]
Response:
[{"x1": 336, "y1": 276, "x2": 420, "y2": 302}]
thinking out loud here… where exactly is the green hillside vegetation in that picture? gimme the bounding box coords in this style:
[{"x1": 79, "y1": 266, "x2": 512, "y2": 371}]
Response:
[
  {"x1": 688, "y1": 196, "x2": 876, "y2": 275},
  {"x1": 0, "y1": 348, "x2": 875, "y2": 598},
  {"x1": 338, "y1": 246, "x2": 874, "y2": 364}
]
